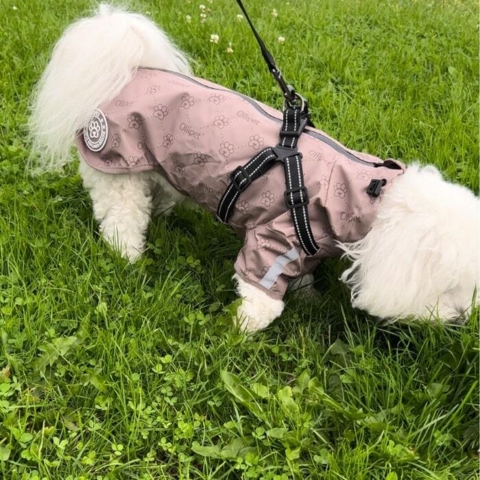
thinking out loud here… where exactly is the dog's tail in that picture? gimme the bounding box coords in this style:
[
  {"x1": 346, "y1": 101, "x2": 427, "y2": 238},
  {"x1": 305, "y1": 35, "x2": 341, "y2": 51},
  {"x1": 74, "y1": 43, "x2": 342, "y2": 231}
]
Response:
[{"x1": 29, "y1": 3, "x2": 191, "y2": 171}]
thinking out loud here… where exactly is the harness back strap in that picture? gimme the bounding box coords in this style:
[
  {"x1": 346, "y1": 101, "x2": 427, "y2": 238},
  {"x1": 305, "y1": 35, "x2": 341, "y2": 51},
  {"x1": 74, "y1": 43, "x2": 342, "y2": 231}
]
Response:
[
  {"x1": 217, "y1": 107, "x2": 320, "y2": 256},
  {"x1": 278, "y1": 108, "x2": 319, "y2": 256}
]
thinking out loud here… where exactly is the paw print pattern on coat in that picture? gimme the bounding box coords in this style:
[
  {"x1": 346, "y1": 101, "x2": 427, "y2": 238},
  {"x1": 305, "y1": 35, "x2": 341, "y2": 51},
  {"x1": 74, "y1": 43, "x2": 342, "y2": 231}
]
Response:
[
  {"x1": 219, "y1": 142, "x2": 235, "y2": 158},
  {"x1": 180, "y1": 93, "x2": 195, "y2": 109},
  {"x1": 260, "y1": 265, "x2": 270, "y2": 276},
  {"x1": 146, "y1": 85, "x2": 161, "y2": 94},
  {"x1": 320, "y1": 175, "x2": 329, "y2": 190},
  {"x1": 248, "y1": 134, "x2": 265, "y2": 150},
  {"x1": 213, "y1": 115, "x2": 229, "y2": 129},
  {"x1": 237, "y1": 200, "x2": 250, "y2": 214},
  {"x1": 261, "y1": 191, "x2": 276, "y2": 207},
  {"x1": 209, "y1": 93, "x2": 225, "y2": 105},
  {"x1": 111, "y1": 133, "x2": 121, "y2": 148},
  {"x1": 127, "y1": 156, "x2": 140, "y2": 167},
  {"x1": 128, "y1": 114, "x2": 142, "y2": 129},
  {"x1": 194, "y1": 153, "x2": 208, "y2": 167},
  {"x1": 162, "y1": 134, "x2": 174, "y2": 149},
  {"x1": 257, "y1": 238, "x2": 271, "y2": 251},
  {"x1": 153, "y1": 104, "x2": 168, "y2": 120},
  {"x1": 173, "y1": 160, "x2": 185, "y2": 175},
  {"x1": 334, "y1": 182, "x2": 347, "y2": 198}
]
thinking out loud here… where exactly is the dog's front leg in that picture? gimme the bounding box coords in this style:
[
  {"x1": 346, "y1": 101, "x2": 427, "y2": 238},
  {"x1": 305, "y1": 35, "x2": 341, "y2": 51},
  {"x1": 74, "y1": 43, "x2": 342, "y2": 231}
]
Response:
[
  {"x1": 79, "y1": 160, "x2": 153, "y2": 262},
  {"x1": 233, "y1": 274, "x2": 284, "y2": 332}
]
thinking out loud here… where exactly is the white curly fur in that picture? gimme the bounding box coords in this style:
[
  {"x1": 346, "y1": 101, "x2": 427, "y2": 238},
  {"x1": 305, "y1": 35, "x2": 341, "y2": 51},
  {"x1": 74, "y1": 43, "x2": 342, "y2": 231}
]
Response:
[
  {"x1": 29, "y1": 4, "x2": 479, "y2": 332},
  {"x1": 340, "y1": 165, "x2": 479, "y2": 321},
  {"x1": 234, "y1": 274, "x2": 285, "y2": 332},
  {"x1": 29, "y1": 4, "x2": 191, "y2": 170}
]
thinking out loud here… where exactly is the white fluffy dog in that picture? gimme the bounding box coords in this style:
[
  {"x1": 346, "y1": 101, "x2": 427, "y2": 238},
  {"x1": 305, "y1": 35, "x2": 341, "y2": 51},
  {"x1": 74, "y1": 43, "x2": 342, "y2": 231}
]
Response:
[{"x1": 29, "y1": 5, "x2": 479, "y2": 332}]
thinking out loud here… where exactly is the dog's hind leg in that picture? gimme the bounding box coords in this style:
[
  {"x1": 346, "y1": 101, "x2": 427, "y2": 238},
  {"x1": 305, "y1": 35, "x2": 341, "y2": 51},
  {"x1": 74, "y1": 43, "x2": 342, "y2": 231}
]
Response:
[
  {"x1": 150, "y1": 172, "x2": 186, "y2": 217},
  {"x1": 79, "y1": 160, "x2": 152, "y2": 262}
]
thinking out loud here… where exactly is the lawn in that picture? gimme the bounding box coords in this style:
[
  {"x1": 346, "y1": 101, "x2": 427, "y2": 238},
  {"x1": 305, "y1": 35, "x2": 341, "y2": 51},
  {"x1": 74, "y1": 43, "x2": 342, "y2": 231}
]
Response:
[{"x1": 0, "y1": 0, "x2": 478, "y2": 478}]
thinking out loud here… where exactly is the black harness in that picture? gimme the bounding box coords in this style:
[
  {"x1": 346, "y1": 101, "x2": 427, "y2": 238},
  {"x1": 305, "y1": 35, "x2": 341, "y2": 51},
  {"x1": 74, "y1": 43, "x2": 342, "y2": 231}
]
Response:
[{"x1": 217, "y1": 0, "x2": 320, "y2": 256}]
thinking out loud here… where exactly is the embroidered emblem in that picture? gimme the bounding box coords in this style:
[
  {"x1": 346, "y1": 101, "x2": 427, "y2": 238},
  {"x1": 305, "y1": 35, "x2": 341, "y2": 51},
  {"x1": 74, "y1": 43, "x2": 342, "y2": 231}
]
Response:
[{"x1": 83, "y1": 109, "x2": 108, "y2": 152}]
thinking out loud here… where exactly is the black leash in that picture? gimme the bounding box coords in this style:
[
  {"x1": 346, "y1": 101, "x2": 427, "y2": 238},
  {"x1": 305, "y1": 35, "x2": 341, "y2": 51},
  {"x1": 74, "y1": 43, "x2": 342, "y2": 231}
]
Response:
[{"x1": 236, "y1": 0, "x2": 314, "y2": 127}]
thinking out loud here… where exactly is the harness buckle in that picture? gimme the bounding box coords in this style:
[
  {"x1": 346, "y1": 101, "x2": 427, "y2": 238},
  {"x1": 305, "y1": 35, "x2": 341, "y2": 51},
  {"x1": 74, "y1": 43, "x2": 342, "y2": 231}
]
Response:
[
  {"x1": 284, "y1": 186, "x2": 309, "y2": 209},
  {"x1": 272, "y1": 146, "x2": 301, "y2": 163},
  {"x1": 230, "y1": 166, "x2": 252, "y2": 193}
]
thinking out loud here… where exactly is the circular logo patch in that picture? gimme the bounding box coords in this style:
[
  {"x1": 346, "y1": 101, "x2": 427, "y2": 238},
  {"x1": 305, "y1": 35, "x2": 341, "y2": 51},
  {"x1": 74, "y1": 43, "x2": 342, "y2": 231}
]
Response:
[{"x1": 83, "y1": 109, "x2": 108, "y2": 152}]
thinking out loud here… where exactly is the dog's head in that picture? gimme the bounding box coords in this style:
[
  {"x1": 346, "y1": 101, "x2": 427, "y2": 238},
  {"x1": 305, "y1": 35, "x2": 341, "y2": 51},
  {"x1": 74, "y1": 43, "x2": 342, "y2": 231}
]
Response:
[{"x1": 340, "y1": 164, "x2": 479, "y2": 322}]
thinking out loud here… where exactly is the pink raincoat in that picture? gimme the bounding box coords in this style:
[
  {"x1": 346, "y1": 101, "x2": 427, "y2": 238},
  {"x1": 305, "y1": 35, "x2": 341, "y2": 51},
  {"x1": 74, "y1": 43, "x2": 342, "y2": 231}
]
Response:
[{"x1": 77, "y1": 68, "x2": 405, "y2": 299}]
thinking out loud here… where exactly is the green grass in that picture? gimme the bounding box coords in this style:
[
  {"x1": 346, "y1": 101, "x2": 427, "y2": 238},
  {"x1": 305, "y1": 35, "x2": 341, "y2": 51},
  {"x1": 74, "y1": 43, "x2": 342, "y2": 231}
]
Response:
[{"x1": 0, "y1": 0, "x2": 478, "y2": 478}]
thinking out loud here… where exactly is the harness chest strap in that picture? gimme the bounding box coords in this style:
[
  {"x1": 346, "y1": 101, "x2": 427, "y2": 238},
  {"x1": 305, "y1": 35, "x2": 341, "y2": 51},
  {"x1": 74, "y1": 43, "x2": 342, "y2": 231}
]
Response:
[{"x1": 217, "y1": 107, "x2": 320, "y2": 256}]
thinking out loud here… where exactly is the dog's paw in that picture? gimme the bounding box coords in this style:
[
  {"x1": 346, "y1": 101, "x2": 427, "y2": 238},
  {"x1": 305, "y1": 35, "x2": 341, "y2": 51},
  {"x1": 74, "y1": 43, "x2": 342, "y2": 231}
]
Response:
[
  {"x1": 236, "y1": 304, "x2": 277, "y2": 333},
  {"x1": 233, "y1": 274, "x2": 284, "y2": 333}
]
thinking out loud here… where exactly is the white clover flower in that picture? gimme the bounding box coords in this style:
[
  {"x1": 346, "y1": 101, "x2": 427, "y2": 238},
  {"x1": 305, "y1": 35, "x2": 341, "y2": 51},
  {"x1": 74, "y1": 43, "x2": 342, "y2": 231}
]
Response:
[
  {"x1": 271, "y1": 8, "x2": 278, "y2": 17},
  {"x1": 199, "y1": 4, "x2": 206, "y2": 10},
  {"x1": 12, "y1": 5, "x2": 18, "y2": 9},
  {"x1": 210, "y1": 34, "x2": 219, "y2": 44},
  {"x1": 277, "y1": 36, "x2": 285, "y2": 44},
  {"x1": 226, "y1": 42, "x2": 234, "y2": 54},
  {"x1": 236, "y1": 14, "x2": 244, "y2": 21},
  {"x1": 186, "y1": 15, "x2": 192, "y2": 23},
  {"x1": 207, "y1": 0, "x2": 213, "y2": 3}
]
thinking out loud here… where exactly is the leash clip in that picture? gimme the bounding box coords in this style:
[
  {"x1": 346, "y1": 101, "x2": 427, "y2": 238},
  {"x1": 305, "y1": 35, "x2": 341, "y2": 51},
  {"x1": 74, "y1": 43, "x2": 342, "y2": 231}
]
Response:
[{"x1": 271, "y1": 67, "x2": 296, "y2": 105}]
